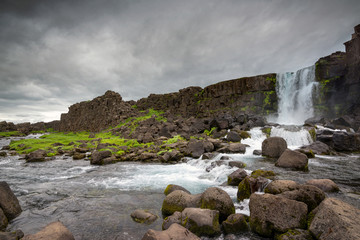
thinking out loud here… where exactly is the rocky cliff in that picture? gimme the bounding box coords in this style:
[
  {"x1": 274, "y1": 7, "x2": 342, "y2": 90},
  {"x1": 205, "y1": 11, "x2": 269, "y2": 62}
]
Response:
[{"x1": 314, "y1": 24, "x2": 360, "y2": 118}]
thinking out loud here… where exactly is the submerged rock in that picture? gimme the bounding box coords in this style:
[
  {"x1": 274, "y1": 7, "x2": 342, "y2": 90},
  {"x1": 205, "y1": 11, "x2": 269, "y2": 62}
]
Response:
[
  {"x1": 142, "y1": 223, "x2": 200, "y2": 240},
  {"x1": 249, "y1": 193, "x2": 307, "y2": 237},
  {"x1": 130, "y1": 209, "x2": 158, "y2": 224},
  {"x1": 305, "y1": 179, "x2": 339, "y2": 192},
  {"x1": 228, "y1": 161, "x2": 246, "y2": 168},
  {"x1": 309, "y1": 198, "x2": 360, "y2": 240},
  {"x1": 23, "y1": 221, "x2": 75, "y2": 240},
  {"x1": 262, "y1": 137, "x2": 287, "y2": 158}
]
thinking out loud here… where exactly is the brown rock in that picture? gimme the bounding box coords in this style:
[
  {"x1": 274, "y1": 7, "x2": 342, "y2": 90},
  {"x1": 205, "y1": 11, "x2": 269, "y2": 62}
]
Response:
[
  {"x1": 72, "y1": 152, "x2": 86, "y2": 160},
  {"x1": 0, "y1": 230, "x2": 24, "y2": 240},
  {"x1": 262, "y1": 137, "x2": 287, "y2": 158},
  {"x1": 90, "y1": 150, "x2": 112, "y2": 165},
  {"x1": 161, "y1": 190, "x2": 201, "y2": 217},
  {"x1": 227, "y1": 169, "x2": 248, "y2": 186},
  {"x1": 249, "y1": 193, "x2": 307, "y2": 237},
  {"x1": 162, "y1": 211, "x2": 182, "y2": 230},
  {"x1": 305, "y1": 179, "x2": 339, "y2": 192},
  {"x1": 276, "y1": 229, "x2": 314, "y2": 240},
  {"x1": 309, "y1": 198, "x2": 360, "y2": 240},
  {"x1": 0, "y1": 208, "x2": 8, "y2": 231},
  {"x1": 181, "y1": 208, "x2": 221, "y2": 237},
  {"x1": 264, "y1": 180, "x2": 298, "y2": 194},
  {"x1": 164, "y1": 184, "x2": 190, "y2": 196},
  {"x1": 25, "y1": 149, "x2": 47, "y2": 162},
  {"x1": 275, "y1": 149, "x2": 308, "y2": 171},
  {"x1": 0, "y1": 182, "x2": 22, "y2": 221},
  {"x1": 23, "y1": 221, "x2": 75, "y2": 240},
  {"x1": 222, "y1": 213, "x2": 248, "y2": 234},
  {"x1": 131, "y1": 209, "x2": 158, "y2": 224},
  {"x1": 142, "y1": 223, "x2": 200, "y2": 240},
  {"x1": 228, "y1": 161, "x2": 246, "y2": 168}
]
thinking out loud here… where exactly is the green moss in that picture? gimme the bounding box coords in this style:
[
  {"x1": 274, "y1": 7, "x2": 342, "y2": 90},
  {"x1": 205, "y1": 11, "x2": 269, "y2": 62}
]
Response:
[
  {"x1": 0, "y1": 131, "x2": 25, "y2": 137},
  {"x1": 240, "y1": 131, "x2": 250, "y2": 139},
  {"x1": 131, "y1": 104, "x2": 137, "y2": 109},
  {"x1": 204, "y1": 127, "x2": 217, "y2": 136},
  {"x1": 163, "y1": 135, "x2": 185, "y2": 145},
  {"x1": 308, "y1": 128, "x2": 316, "y2": 141},
  {"x1": 251, "y1": 170, "x2": 276, "y2": 179},
  {"x1": 237, "y1": 178, "x2": 251, "y2": 201},
  {"x1": 266, "y1": 76, "x2": 276, "y2": 85},
  {"x1": 262, "y1": 127, "x2": 271, "y2": 137}
]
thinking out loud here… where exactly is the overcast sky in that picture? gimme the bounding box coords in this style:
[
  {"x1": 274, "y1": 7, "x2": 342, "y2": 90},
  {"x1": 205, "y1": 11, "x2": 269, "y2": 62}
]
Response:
[{"x1": 0, "y1": 0, "x2": 359, "y2": 123}]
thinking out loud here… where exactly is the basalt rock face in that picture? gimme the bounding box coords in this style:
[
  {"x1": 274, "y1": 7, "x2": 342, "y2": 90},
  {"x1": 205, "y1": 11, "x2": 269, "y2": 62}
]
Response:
[
  {"x1": 59, "y1": 90, "x2": 136, "y2": 132},
  {"x1": 0, "y1": 121, "x2": 60, "y2": 134},
  {"x1": 314, "y1": 24, "x2": 360, "y2": 118},
  {"x1": 136, "y1": 74, "x2": 277, "y2": 118}
]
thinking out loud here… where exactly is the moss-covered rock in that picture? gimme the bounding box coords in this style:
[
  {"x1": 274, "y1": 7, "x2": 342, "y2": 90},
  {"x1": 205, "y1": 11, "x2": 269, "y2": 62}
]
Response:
[
  {"x1": 265, "y1": 180, "x2": 298, "y2": 194},
  {"x1": 181, "y1": 208, "x2": 221, "y2": 237},
  {"x1": 222, "y1": 213, "x2": 248, "y2": 234},
  {"x1": 161, "y1": 190, "x2": 201, "y2": 217},
  {"x1": 227, "y1": 169, "x2": 248, "y2": 186},
  {"x1": 164, "y1": 184, "x2": 191, "y2": 196},
  {"x1": 276, "y1": 229, "x2": 314, "y2": 240},
  {"x1": 251, "y1": 169, "x2": 276, "y2": 179},
  {"x1": 130, "y1": 209, "x2": 158, "y2": 224}
]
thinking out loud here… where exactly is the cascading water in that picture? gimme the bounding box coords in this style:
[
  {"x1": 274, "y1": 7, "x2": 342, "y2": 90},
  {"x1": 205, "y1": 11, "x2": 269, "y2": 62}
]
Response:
[{"x1": 275, "y1": 65, "x2": 318, "y2": 125}]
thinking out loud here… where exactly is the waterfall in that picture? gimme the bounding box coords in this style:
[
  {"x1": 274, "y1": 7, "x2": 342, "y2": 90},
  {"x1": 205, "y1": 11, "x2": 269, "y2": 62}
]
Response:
[{"x1": 275, "y1": 65, "x2": 318, "y2": 125}]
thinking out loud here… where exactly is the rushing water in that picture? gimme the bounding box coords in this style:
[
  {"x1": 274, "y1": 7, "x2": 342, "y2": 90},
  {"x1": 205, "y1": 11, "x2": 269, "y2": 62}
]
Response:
[
  {"x1": 1, "y1": 129, "x2": 359, "y2": 240},
  {"x1": 274, "y1": 65, "x2": 318, "y2": 125}
]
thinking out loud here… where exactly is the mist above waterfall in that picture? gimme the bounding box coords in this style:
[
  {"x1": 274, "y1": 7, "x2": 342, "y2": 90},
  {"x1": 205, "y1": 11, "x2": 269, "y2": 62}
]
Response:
[{"x1": 274, "y1": 65, "x2": 318, "y2": 125}]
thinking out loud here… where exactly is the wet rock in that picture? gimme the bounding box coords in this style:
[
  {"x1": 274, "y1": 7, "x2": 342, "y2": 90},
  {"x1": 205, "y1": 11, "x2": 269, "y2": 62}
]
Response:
[
  {"x1": 300, "y1": 141, "x2": 331, "y2": 155},
  {"x1": 90, "y1": 150, "x2": 112, "y2": 165},
  {"x1": 264, "y1": 180, "x2": 298, "y2": 194},
  {"x1": 72, "y1": 152, "x2": 86, "y2": 160},
  {"x1": 1, "y1": 146, "x2": 10, "y2": 151},
  {"x1": 332, "y1": 131, "x2": 360, "y2": 152},
  {"x1": 0, "y1": 152, "x2": 7, "y2": 157},
  {"x1": 227, "y1": 169, "x2": 248, "y2": 186},
  {"x1": 220, "y1": 156, "x2": 231, "y2": 160},
  {"x1": 0, "y1": 208, "x2": 8, "y2": 231},
  {"x1": 249, "y1": 193, "x2": 307, "y2": 237},
  {"x1": 25, "y1": 149, "x2": 47, "y2": 162},
  {"x1": 142, "y1": 223, "x2": 200, "y2": 240},
  {"x1": 75, "y1": 147, "x2": 88, "y2": 153},
  {"x1": 200, "y1": 187, "x2": 235, "y2": 222},
  {"x1": 279, "y1": 185, "x2": 325, "y2": 212},
  {"x1": 0, "y1": 230, "x2": 24, "y2": 240},
  {"x1": 253, "y1": 150, "x2": 261, "y2": 155},
  {"x1": 226, "y1": 131, "x2": 241, "y2": 142},
  {"x1": 222, "y1": 213, "x2": 248, "y2": 234},
  {"x1": 218, "y1": 143, "x2": 246, "y2": 154},
  {"x1": 164, "y1": 184, "x2": 191, "y2": 196},
  {"x1": 181, "y1": 208, "x2": 221, "y2": 237},
  {"x1": 201, "y1": 152, "x2": 217, "y2": 160},
  {"x1": 186, "y1": 140, "x2": 205, "y2": 158},
  {"x1": 130, "y1": 209, "x2": 158, "y2": 224},
  {"x1": 205, "y1": 161, "x2": 226, "y2": 172},
  {"x1": 23, "y1": 221, "x2": 75, "y2": 240},
  {"x1": 237, "y1": 176, "x2": 270, "y2": 201},
  {"x1": 275, "y1": 149, "x2": 308, "y2": 171},
  {"x1": 305, "y1": 179, "x2": 339, "y2": 192},
  {"x1": 0, "y1": 182, "x2": 22, "y2": 221},
  {"x1": 250, "y1": 169, "x2": 276, "y2": 179},
  {"x1": 161, "y1": 190, "x2": 201, "y2": 217},
  {"x1": 276, "y1": 229, "x2": 314, "y2": 240},
  {"x1": 228, "y1": 161, "x2": 246, "y2": 168},
  {"x1": 262, "y1": 137, "x2": 287, "y2": 158},
  {"x1": 309, "y1": 198, "x2": 360, "y2": 240},
  {"x1": 162, "y1": 211, "x2": 182, "y2": 230}
]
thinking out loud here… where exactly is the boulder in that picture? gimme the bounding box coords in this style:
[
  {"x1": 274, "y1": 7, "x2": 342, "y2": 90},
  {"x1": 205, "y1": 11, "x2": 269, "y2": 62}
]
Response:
[
  {"x1": 181, "y1": 208, "x2": 221, "y2": 237},
  {"x1": 305, "y1": 179, "x2": 339, "y2": 193},
  {"x1": 0, "y1": 208, "x2": 8, "y2": 231},
  {"x1": 309, "y1": 198, "x2": 360, "y2": 240},
  {"x1": 200, "y1": 187, "x2": 235, "y2": 222},
  {"x1": 0, "y1": 182, "x2": 22, "y2": 221},
  {"x1": 161, "y1": 190, "x2": 200, "y2": 217},
  {"x1": 226, "y1": 131, "x2": 241, "y2": 142},
  {"x1": 162, "y1": 211, "x2": 182, "y2": 230},
  {"x1": 264, "y1": 180, "x2": 298, "y2": 194},
  {"x1": 262, "y1": 137, "x2": 287, "y2": 158},
  {"x1": 227, "y1": 169, "x2": 248, "y2": 186},
  {"x1": 0, "y1": 230, "x2": 24, "y2": 240},
  {"x1": 276, "y1": 229, "x2": 314, "y2": 240},
  {"x1": 0, "y1": 151, "x2": 7, "y2": 157},
  {"x1": 23, "y1": 221, "x2": 75, "y2": 240},
  {"x1": 186, "y1": 140, "x2": 205, "y2": 158},
  {"x1": 250, "y1": 169, "x2": 276, "y2": 179},
  {"x1": 218, "y1": 143, "x2": 246, "y2": 154},
  {"x1": 131, "y1": 209, "x2": 158, "y2": 224},
  {"x1": 142, "y1": 223, "x2": 200, "y2": 240},
  {"x1": 278, "y1": 185, "x2": 325, "y2": 212},
  {"x1": 332, "y1": 131, "x2": 360, "y2": 152},
  {"x1": 72, "y1": 152, "x2": 86, "y2": 160},
  {"x1": 300, "y1": 141, "x2": 331, "y2": 155},
  {"x1": 222, "y1": 213, "x2": 248, "y2": 234},
  {"x1": 164, "y1": 185, "x2": 191, "y2": 196},
  {"x1": 201, "y1": 152, "x2": 217, "y2": 160},
  {"x1": 275, "y1": 149, "x2": 308, "y2": 171},
  {"x1": 253, "y1": 150, "x2": 262, "y2": 155},
  {"x1": 237, "y1": 176, "x2": 270, "y2": 201},
  {"x1": 90, "y1": 150, "x2": 112, "y2": 165},
  {"x1": 25, "y1": 149, "x2": 47, "y2": 162},
  {"x1": 228, "y1": 161, "x2": 246, "y2": 168},
  {"x1": 249, "y1": 193, "x2": 307, "y2": 237}
]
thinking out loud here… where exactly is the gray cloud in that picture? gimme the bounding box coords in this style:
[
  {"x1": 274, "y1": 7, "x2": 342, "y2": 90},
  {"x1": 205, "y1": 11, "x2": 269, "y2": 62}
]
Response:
[{"x1": 0, "y1": 0, "x2": 359, "y2": 123}]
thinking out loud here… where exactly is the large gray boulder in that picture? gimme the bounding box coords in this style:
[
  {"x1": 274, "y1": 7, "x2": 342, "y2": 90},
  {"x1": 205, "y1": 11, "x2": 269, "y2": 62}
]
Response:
[
  {"x1": 332, "y1": 131, "x2": 360, "y2": 152},
  {"x1": 186, "y1": 140, "x2": 205, "y2": 158},
  {"x1": 181, "y1": 208, "x2": 221, "y2": 237},
  {"x1": 262, "y1": 137, "x2": 287, "y2": 158},
  {"x1": 309, "y1": 198, "x2": 360, "y2": 240},
  {"x1": 275, "y1": 149, "x2": 308, "y2": 171},
  {"x1": 278, "y1": 185, "x2": 325, "y2": 212},
  {"x1": 305, "y1": 179, "x2": 339, "y2": 193},
  {"x1": 300, "y1": 141, "x2": 331, "y2": 155},
  {"x1": 0, "y1": 182, "x2": 22, "y2": 221},
  {"x1": 162, "y1": 211, "x2": 182, "y2": 230},
  {"x1": 249, "y1": 193, "x2": 307, "y2": 237},
  {"x1": 25, "y1": 149, "x2": 47, "y2": 162},
  {"x1": 264, "y1": 180, "x2": 298, "y2": 194},
  {"x1": 226, "y1": 131, "x2": 241, "y2": 142},
  {"x1": 23, "y1": 221, "x2": 75, "y2": 240},
  {"x1": 227, "y1": 169, "x2": 248, "y2": 186},
  {"x1": 200, "y1": 187, "x2": 235, "y2": 222},
  {"x1": 90, "y1": 150, "x2": 112, "y2": 165},
  {"x1": 142, "y1": 223, "x2": 200, "y2": 240},
  {"x1": 161, "y1": 190, "x2": 200, "y2": 217}
]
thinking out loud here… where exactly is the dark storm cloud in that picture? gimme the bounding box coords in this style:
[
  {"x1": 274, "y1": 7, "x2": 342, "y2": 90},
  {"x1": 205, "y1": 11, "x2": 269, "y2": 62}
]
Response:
[{"x1": 0, "y1": 0, "x2": 359, "y2": 123}]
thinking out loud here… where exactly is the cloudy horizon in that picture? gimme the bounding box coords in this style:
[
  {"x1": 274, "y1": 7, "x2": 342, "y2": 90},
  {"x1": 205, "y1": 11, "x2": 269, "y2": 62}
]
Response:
[{"x1": 1, "y1": 0, "x2": 359, "y2": 123}]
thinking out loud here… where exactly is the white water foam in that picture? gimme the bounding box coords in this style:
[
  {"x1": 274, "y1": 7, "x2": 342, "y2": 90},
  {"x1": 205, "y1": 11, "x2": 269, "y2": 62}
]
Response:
[{"x1": 275, "y1": 65, "x2": 318, "y2": 125}]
